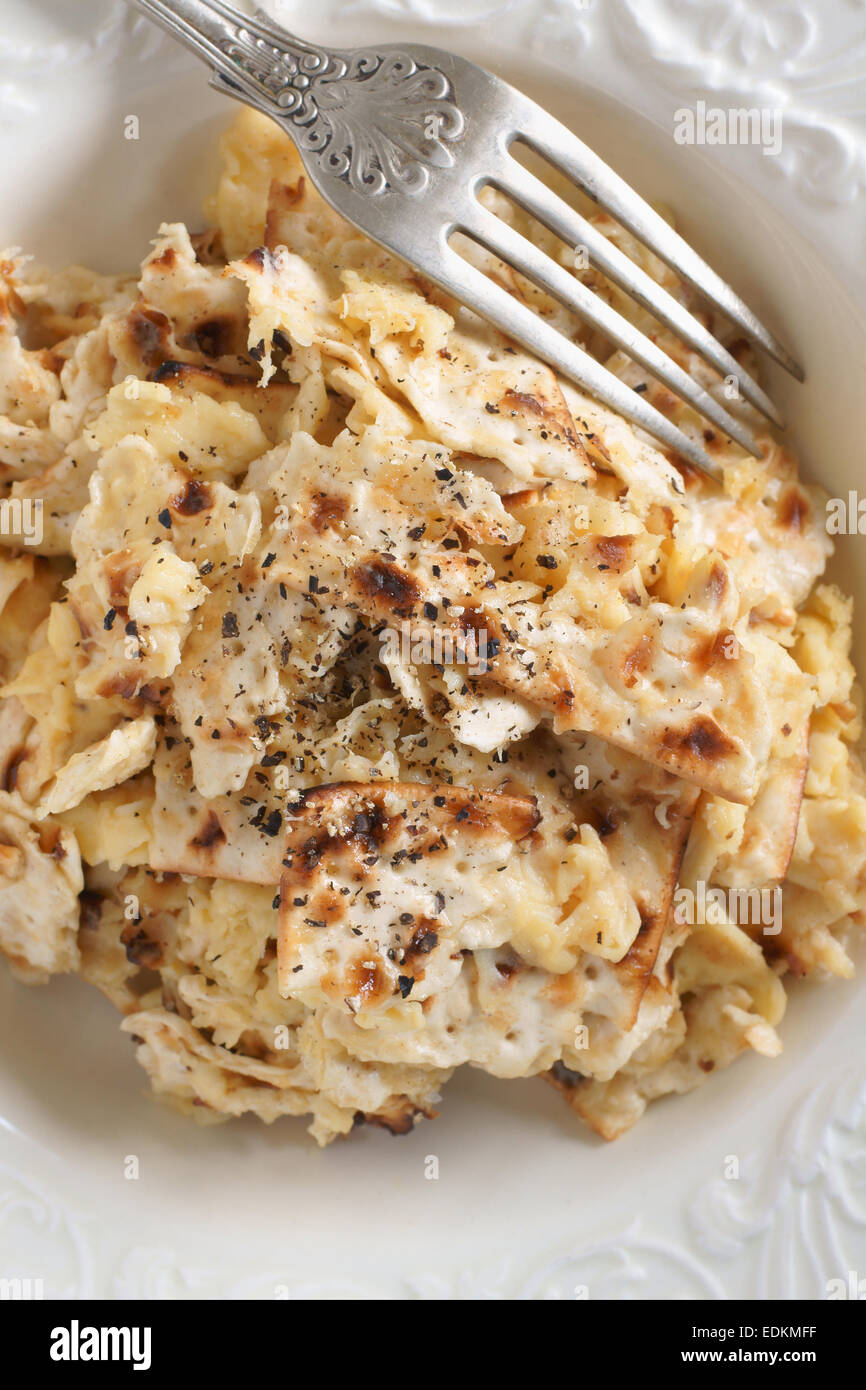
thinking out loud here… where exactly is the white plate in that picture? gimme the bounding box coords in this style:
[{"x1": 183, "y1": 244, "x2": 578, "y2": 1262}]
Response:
[{"x1": 1, "y1": 0, "x2": 865, "y2": 1300}]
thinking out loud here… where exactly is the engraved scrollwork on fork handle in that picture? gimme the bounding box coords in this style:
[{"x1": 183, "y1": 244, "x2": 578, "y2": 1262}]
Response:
[{"x1": 130, "y1": 0, "x2": 466, "y2": 195}]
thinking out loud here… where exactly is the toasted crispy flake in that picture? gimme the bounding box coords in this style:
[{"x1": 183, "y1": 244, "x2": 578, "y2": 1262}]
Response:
[
  {"x1": 37, "y1": 716, "x2": 157, "y2": 817},
  {"x1": 0, "y1": 790, "x2": 83, "y2": 981},
  {"x1": 149, "y1": 741, "x2": 288, "y2": 885},
  {"x1": 277, "y1": 780, "x2": 540, "y2": 1008}
]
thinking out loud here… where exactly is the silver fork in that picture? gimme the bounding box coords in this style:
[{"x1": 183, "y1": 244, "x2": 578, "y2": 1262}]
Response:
[{"x1": 129, "y1": 0, "x2": 804, "y2": 481}]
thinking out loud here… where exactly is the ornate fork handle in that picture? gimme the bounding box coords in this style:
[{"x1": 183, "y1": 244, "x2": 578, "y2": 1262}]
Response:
[{"x1": 131, "y1": 0, "x2": 465, "y2": 195}]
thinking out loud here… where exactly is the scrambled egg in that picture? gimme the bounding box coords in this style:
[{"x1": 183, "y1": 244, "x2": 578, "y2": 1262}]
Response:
[{"x1": 0, "y1": 108, "x2": 863, "y2": 1145}]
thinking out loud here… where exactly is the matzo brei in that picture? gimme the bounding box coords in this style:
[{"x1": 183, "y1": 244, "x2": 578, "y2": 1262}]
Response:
[{"x1": 0, "y1": 107, "x2": 863, "y2": 1146}]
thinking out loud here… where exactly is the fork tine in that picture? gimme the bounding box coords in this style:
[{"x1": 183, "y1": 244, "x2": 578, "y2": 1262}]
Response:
[
  {"x1": 491, "y1": 160, "x2": 782, "y2": 427},
  {"x1": 428, "y1": 242, "x2": 724, "y2": 482},
  {"x1": 461, "y1": 203, "x2": 762, "y2": 457},
  {"x1": 515, "y1": 103, "x2": 805, "y2": 382}
]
